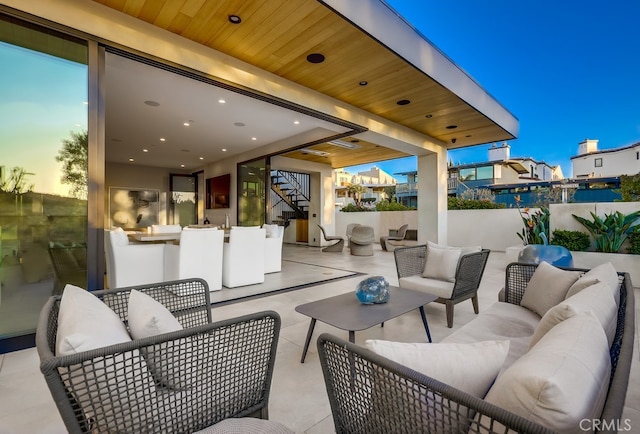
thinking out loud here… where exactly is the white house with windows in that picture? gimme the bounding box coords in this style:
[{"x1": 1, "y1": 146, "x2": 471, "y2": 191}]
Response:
[
  {"x1": 334, "y1": 166, "x2": 397, "y2": 206},
  {"x1": 571, "y1": 139, "x2": 640, "y2": 178},
  {"x1": 487, "y1": 143, "x2": 563, "y2": 181}
]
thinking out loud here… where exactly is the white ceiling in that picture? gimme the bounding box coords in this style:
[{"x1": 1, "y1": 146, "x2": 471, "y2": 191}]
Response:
[{"x1": 104, "y1": 53, "x2": 350, "y2": 170}]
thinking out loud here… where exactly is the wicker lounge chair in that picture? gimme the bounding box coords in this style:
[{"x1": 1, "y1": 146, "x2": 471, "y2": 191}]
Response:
[
  {"x1": 394, "y1": 244, "x2": 490, "y2": 327},
  {"x1": 36, "y1": 278, "x2": 287, "y2": 433}
]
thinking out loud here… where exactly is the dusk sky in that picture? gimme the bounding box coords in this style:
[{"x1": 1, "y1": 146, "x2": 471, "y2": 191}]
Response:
[{"x1": 348, "y1": 0, "x2": 640, "y2": 179}]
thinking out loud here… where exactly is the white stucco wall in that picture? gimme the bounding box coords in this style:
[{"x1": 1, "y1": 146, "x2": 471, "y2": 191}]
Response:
[{"x1": 572, "y1": 146, "x2": 640, "y2": 177}]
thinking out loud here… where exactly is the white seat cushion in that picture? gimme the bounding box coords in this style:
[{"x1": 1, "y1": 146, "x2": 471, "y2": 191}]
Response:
[
  {"x1": 365, "y1": 339, "x2": 509, "y2": 399},
  {"x1": 485, "y1": 313, "x2": 611, "y2": 434},
  {"x1": 193, "y1": 418, "x2": 294, "y2": 434},
  {"x1": 399, "y1": 275, "x2": 455, "y2": 299},
  {"x1": 442, "y1": 301, "x2": 541, "y2": 371}
]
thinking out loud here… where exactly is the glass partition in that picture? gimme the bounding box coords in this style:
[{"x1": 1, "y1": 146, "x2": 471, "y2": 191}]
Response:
[
  {"x1": 0, "y1": 16, "x2": 88, "y2": 348},
  {"x1": 238, "y1": 158, "x2": 267, "y2": 226}
]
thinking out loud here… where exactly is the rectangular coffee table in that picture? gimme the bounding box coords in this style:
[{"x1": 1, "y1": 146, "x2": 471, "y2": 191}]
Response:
[{"x1": 295, "y1": 285, "x2": 437, "y2": 363}]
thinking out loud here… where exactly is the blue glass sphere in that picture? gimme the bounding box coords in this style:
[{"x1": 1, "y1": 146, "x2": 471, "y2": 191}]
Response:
[
  {"x1": 356, "y1": 276, "x2": 390, "y2": 304},
  {"x1": 518, "y1": 244, "x2": 574, "y2": 267}
]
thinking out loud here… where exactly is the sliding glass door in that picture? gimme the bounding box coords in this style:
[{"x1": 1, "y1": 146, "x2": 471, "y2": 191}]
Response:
[
  {"x1": 0, "y1": 16, "x2": 88, "y2": 351},
  {"x1": 238, "y1": 158, "x2": 267, "y2": 226}
]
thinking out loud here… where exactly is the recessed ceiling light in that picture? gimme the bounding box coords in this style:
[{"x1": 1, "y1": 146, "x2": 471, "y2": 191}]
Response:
[
  {"x1": 294, "y1": 120, "x2": 300, "y2": 125},
  {"x1": 359, "y1": 81, "x2": 368, "y2": 86},
  {"x1": 466, "y1": 135, "x2": 472, "y2": 138},
  {"x1": 425, "y1": 114, "x2": 433, "y2": 118},
  {"x1": 251, "y1": 137, "x2": 257, "y2": 141},
  {"x1": 144, "y1": 100, "x2": 160, "y2": 107},
  {"x1": 234, "y1": 122, "x2": 245, "y2": 127},
  {"x1": 218, "y1": 99, "x2": 226, "y2": 103},
  {"x1": 160, "y1": 138, "x2": 166, "y2": 141},
  {"x1": 446, "y1": 125, "x2": 458, "y2": 129},
  {"x1": 222, "y1": 148, "x2": 227, "y2": 152},
  {"x1": 180, "y1": 164, "x2": 185, "y2": 168},
  {"x1": 143, "y1": 149, "x2": 148, "y2": 152},
  {"x1": 199, "y1": 157, "x2": 204, "y2": 160},
  {"x1": 396, "y1": 99, "x2": 411, "y2": 106},
  {"x1": 306, "y1": 53, "x2": 325, "y2": 64},
  {"x1": 350, "y1": 139, "x2": 360, "y2": 143},
  {"x1": 228, "y1": 14, "x2": 241, "y2": 24},
  {"x1": 128, "y1": 158, "x2": 134, "y2": 162},
  {"x1": 183, "y1": 122, "x2": 190, "y2": 127}
]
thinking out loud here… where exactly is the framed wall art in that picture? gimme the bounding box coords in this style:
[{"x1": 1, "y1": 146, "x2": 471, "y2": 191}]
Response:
[
  {"x1": 108, "y1": 187, "x2": 160, "y2": 229},
  {"x1": 206, "y1": 174, "x2": 231, "y2": 209}
]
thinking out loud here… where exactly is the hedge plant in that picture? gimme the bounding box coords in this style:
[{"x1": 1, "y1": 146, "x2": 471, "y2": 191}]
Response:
[
  {"x1": 550, "y1": 230, "x2": 590, "y2": 252},
  {"x1": 447, "y1": 197, "x2": 505, "y2": 210},
  {"x1": 628, "y1": 230, "x2": 640, "y2": 255}
]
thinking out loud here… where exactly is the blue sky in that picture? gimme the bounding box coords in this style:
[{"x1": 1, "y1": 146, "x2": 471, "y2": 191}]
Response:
[{"x1": 347, "y1": 0, "x2": 640, "y2": 179}]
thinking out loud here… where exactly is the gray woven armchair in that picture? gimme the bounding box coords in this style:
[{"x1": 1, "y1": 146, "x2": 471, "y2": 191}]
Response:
[
  {"x1": 36, "y1": 278, "x2": 284, "y2": 433},
  {"x1": 394, "y1": 244, "x2": 490, "y2": 327}
]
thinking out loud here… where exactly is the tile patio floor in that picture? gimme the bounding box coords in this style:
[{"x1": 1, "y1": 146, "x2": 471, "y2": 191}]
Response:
[{"x1": 0, "y1": 243, "x2": 638, "y2": 433}]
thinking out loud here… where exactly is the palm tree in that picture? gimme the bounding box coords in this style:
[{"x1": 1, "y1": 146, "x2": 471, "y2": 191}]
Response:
[{"x1": 346, "y1": 183, "x2": 367, "y2": 206}]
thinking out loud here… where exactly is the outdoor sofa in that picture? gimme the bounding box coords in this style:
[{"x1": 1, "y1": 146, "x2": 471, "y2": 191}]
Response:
[
  {"x1": 36, "y1": 278, "x2": 292, "y2": 433},
  {"x1": 318, "y1": 262, "x2": 634, "y2": 433}
]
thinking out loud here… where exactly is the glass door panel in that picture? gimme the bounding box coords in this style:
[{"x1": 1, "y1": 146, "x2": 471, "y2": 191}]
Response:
[
  {"x1": 0, "y1": 17, "x2": 88, "y2": 351},
  {"x1": 238, "y1": 158, "x2": 266, "y2": 226},
  {"x1": 170, "y1": 174, "x2": 197, "y2": 226}
]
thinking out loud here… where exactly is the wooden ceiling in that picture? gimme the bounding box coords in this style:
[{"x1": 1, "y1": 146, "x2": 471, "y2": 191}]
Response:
[{"x1": 92, "y1": 0, "x2": 514, "y2": 167}]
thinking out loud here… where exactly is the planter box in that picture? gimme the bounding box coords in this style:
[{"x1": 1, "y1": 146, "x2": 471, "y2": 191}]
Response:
[{"x1": 571, "y1": 251, "x2": 640, "y2": 285}]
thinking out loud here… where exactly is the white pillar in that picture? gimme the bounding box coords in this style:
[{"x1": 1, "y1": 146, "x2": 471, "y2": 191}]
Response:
[{"x1": 417, "y1": 150, "x2": 447, "y2": 244}]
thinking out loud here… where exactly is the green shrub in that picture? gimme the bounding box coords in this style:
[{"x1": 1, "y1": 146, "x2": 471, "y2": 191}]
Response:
[
  {"x1": 447, "y1": 197, "x2": 505, "y2": 210},
  {"x1": 550, "y1": 230, "x2": 590, "y2": 251},
  {"x1": 628, "y1": 230, "x2": 640, "y2": 255},
  {"x1": 339, "y1": 203, "x2": 372, "y2": 212},
  {"x1": 375, "y1": 201, "x2": 415, "y2": 211}
]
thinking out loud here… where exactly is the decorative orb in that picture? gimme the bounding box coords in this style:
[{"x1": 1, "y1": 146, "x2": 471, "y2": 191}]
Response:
[
  {"x1": 356, "y1": 276, "x2": 390, "y2": 305},
  {"x1": 518, "y1": 244, "x2": 574, "y2": 268}
]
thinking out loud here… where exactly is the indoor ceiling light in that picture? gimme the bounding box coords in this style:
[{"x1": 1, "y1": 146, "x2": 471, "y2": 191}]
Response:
[
  {"x1": 222, "y1": 148, "x2": 227, "y2": 152},
  {"x1": 300, "y1": 148, "x2": 330, "y2": 157},
  {"x1": 183, "y1": 122, "x2": 190, "y2": 126},
  {"x1": 160, "y1": 138, "x2": 166, "y2": 141},
  {"x1": 218, "y1": 99, "x2": 226, "y2": 103},
  {"x1": 329, "y1": 139, "x2": 361, "y2": 150},
  {"x1": 143, "y1": 149, "x2": 148, "y2": 152}
]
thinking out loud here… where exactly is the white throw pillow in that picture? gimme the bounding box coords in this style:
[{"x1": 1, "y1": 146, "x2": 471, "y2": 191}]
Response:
[
  {"x1": 422, "y1": 242, "x2": 461, "y2": 282},
  {"x1": 56, "y1": 285, "x2": 157, "y2": 431},
  {"x1": 485, "y1": 314, "x2": 611, "y2": 434},
  {"x1": 459, "y1": 245, "x2": 482, "y2": 255},
  {"x1": 128, "y1": 289, "x2": 183, "y2": 338},
  {"x1": 520, "y1": 261, "x2": 581, "y2": 316},
  {"x1": 566, "y1": 262, "x2": 620, "y2": 304},
  {"x1": 365, "y1": 339, "x2": 509, "y2": 398},
  {"x1": 56, "y1": 284, "x2": 132, "y2": 355},
  {"x1": 128, "y1": 289, "x2": 195, "y2": 390},
  {"x1": 529, "y1": 281, "x2": 618, "y2": 349}
]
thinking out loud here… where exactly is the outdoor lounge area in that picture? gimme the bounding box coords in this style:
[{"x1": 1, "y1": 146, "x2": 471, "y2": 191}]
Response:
[{"x1": 1, "y1": 242, "x2": 639, "y2": 433}]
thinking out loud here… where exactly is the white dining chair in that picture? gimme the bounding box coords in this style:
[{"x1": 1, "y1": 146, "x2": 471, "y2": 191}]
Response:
[
  {"x1": 164, "y1": 227, "x2": 224, "y2": 291},
  {"x1": 263, "y1": 224, "x2": 285, "y2": 274},
  {"x1": 104, "y1": 228, "x2": 165, "y2": 288},
  {"x1": 222, "y1": 227, "x2": 266, "y2": 287}
]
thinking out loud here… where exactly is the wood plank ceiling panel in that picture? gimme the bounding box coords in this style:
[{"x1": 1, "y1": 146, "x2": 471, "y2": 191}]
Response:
[{"x1": 94, "y1": 0, "x2": 515, "y2": 158}]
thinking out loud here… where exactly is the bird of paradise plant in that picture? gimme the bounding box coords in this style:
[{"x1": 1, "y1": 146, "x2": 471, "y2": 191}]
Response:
[{"x1": 514, "y1": 195, "x2": 550, "y2": 245}]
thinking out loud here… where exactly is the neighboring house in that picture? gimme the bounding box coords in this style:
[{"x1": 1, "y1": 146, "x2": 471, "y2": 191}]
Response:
[
  {"x1": 394, "y1": 171, "x2": 418, "y2": 208},
  {"x1": 571, "y1": 139, "x2": 640, "y2": 178},
  {"x1": 334, "y1": 167, "x2": 397, "y2": 207}
]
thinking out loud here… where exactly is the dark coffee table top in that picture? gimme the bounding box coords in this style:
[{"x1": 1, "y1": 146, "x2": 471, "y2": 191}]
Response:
[{"x1": 295, "y1": 286, "x2": 437, "y2": 331}]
